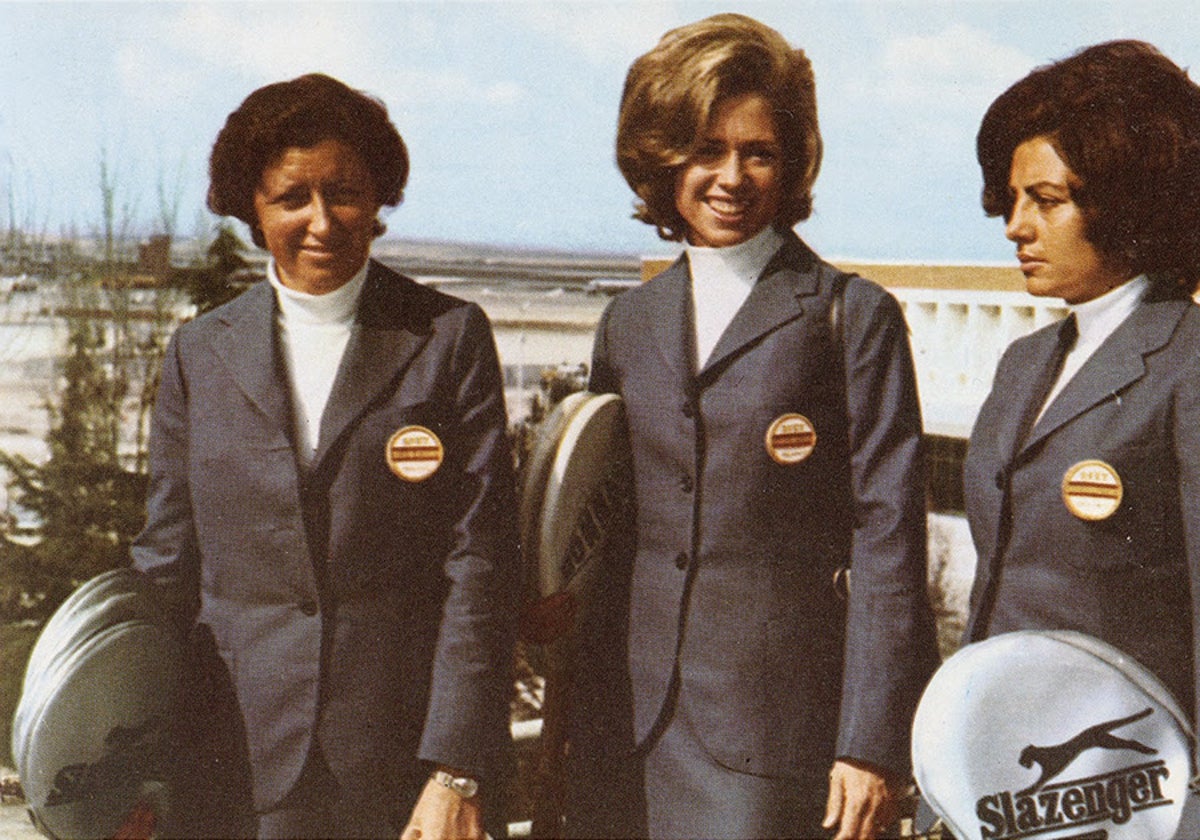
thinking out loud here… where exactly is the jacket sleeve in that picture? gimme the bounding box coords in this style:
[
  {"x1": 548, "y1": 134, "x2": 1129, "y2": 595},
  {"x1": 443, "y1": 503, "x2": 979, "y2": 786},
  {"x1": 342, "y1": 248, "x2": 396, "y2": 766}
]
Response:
[
  {"x1": 130, "y1": 329, "x2": 201, "y2": 630},
  {"x1": 418, "y1": 303, "x2": 520, "y2": 779},
  {"x1": 833, "y1": 279, "x2": 939, "y2": 777},
  {"x1": 1174, "y1": 351, "x2": 1200, "y2": 749}
]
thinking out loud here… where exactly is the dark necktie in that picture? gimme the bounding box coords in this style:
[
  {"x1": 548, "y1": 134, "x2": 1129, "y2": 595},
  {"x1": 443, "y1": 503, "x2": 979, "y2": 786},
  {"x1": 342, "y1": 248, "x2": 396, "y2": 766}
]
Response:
[
  {"x1": 971, "y1": 314, "x2": 1080, "y2": 643},
  {"x1": 1016, "y1": 313, "x2": 1077, "y2": 447}
]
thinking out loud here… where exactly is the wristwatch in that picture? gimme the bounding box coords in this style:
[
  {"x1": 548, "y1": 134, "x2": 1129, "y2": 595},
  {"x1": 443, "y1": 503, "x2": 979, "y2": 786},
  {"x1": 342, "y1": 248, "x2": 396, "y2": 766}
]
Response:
[{"x1": 433, "y1": 769, "x2": 479, "y2": 799}]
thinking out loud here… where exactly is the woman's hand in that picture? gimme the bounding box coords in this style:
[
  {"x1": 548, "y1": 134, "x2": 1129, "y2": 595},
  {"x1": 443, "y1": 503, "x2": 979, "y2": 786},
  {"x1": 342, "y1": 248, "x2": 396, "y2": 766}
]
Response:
[
  {"x1": 822, "y1": 758, "x2": 900, "y2": 840},
  {"x1": 400, "y1": 775, "x2": 485, "y2": 840}
]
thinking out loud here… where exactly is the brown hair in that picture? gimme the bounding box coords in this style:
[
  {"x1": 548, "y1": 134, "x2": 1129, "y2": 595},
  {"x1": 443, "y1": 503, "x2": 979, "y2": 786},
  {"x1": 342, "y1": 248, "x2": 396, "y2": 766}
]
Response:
[
  {"x1": 978, "y1": 40, "x2": 1200, "y2": 293},
  {"x1": 208, "y1": 73, "x2": 408, "y2": 248},
  {"x1": 616, "y1": 13, "x2": 822, "y2": 242}
]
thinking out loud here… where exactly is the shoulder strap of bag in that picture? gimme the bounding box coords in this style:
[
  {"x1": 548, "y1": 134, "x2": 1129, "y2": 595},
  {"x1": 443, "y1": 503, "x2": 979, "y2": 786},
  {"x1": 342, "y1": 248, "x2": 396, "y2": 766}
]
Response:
[{"x1": 829, "y1": 272, "x2": 853, "y2": 597}]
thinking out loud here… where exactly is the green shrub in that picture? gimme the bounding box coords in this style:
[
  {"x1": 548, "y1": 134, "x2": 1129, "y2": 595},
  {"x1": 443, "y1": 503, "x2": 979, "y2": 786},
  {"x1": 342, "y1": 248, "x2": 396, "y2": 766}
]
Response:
[{"x1": 0, "y1": 622, "x2": 40, "y2": 768}]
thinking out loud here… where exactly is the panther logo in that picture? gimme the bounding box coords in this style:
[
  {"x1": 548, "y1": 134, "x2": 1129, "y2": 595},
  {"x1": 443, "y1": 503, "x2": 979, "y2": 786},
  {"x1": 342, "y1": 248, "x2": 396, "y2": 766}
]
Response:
[{"x1": 1016, "y1": 707, "x2": 1155, "y2": 795}]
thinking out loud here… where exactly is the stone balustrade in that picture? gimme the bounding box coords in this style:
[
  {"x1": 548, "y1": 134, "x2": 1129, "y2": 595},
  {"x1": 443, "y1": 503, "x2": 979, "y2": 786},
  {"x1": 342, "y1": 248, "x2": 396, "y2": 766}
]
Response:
[{"x1": 893, "y1": 287, "x2": 1069, "y2": 438}]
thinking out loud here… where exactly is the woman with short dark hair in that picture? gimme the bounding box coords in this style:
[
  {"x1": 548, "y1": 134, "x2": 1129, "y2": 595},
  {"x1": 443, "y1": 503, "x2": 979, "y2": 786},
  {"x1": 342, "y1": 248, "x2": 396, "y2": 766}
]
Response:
[
  {"x1": 570, "y1": 14, "x2": 937, "y2": 840},
  {"x1": 964, "y1": 40, "x2": 1200, "y2": 732},
  {"x1": 133, "y1": 73, "x2": 517, "y2": 840},
  {"x1": 976, "y1": 40, "x2": 1200, "y2": 295},
  {"x1": 207, "y1": 72, "x2": 409, "y2": 250}
]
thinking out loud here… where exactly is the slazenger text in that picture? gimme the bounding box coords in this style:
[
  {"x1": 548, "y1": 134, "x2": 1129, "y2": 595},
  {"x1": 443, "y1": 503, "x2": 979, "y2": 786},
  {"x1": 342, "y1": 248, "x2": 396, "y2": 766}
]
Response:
[{"x1": 975, "y1": 760, "x2": 1171, "y2": 839}]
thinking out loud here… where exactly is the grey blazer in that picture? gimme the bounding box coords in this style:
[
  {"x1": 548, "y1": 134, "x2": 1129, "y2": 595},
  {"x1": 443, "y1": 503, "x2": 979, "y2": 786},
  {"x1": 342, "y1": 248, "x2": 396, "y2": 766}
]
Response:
[
  {"x1": 132, "y1": 260, "x2": 519, "y2": 814},
  {"x1": 585, "y1": 232, "x2": 937, "y2": 783},
  {"x1": 965, "y1": 294, "x2": 1200, "y2": 723}
]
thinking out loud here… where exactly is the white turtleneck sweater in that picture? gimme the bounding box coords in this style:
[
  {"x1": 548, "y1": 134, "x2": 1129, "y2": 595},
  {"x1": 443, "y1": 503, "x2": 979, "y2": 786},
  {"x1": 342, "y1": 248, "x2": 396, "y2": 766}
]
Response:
[
  {"x1": 686, "y1": 226, "x2": 784, "y2": 369},
  {"x1": 266, "y1": 260, "x2": 368, "y2": 463},
  {"x1": 1038, "y1": 274, "x2": 1149, "y2": 421}
]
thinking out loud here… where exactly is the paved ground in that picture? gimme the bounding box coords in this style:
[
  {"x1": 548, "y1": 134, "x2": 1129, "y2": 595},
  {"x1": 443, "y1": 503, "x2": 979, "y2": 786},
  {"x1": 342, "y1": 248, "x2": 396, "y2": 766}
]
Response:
[{"x1": 0, "y1": 799, "x2": 41, "y2": 839}]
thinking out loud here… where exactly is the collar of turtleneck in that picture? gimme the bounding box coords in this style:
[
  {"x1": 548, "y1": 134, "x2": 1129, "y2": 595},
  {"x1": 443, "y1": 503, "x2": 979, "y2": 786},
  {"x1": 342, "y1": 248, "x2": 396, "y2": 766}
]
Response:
[
  {"x1": 1038, "y1": 274, "x2": 1149, "y2": 420},
  {"x1": 264, "y1": 259, "x2": 369, "y2": 463},
  {"x1": 685, "y1": 226, "x2": 784, "y2": 368},
  {"x1": 265, "y1": 259, "x2": 368, "y2": 325},
  {"x1": 1068, "y1": 273, "x2": 1148, "y2": 344},
  {"x1": 685, "y1": 225, "x2": 784, "y2": 288}
]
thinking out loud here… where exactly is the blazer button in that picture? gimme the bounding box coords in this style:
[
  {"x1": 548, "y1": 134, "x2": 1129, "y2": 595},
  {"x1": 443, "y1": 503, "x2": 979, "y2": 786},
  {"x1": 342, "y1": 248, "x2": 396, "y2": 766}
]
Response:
[
  {"x1": 674, "y1": 551, "x2": 689, "y2": 570},
  {"x1": 299, "y1": 601, "x2": 319, "y2": 616},
  {"x1": 994, "y1": 470, "x2": 1005, "y2": 489},
  {"x1": 681, "y1": 401, "x2": 695, "y2": 419},
  {"x1": 680, "y1": 474, "x2": 694, "y2": 493}
]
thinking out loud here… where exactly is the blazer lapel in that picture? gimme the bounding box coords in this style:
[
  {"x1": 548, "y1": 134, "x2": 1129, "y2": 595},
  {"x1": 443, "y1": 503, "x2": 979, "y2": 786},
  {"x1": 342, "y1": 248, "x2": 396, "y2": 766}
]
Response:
[
  {"x1": 312, "y1": 263, "x2": 430, "y2": 469},
  {"x1": 991, "y1": 318, "x2": 1075, "y2": 467},
  {"x1": 646, "y1": 255, "x2": 698, "y2": 380},
  {"x1": 699, "y1": 233, "x2": 818, "y2": 380},
  {"x1": 1020, "y1": 298, "x2": 1186, "y2": 455},
  {"x1": 211, "y1": 282, "x2": 294, "y2": 445}
]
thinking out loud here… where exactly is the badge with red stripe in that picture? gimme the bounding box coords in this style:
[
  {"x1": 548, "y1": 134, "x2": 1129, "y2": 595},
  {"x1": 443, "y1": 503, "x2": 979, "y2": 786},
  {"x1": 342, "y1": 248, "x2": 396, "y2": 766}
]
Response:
[
  {"x1": 1061, "y1": 459, "x2": 1122, "y2": 521},
  {"x1": 385, "y1": 425, "x2": 443, "y2": 482},
  {"x1": 765, "y1": 413, "x2": 817, "y2": 465}
]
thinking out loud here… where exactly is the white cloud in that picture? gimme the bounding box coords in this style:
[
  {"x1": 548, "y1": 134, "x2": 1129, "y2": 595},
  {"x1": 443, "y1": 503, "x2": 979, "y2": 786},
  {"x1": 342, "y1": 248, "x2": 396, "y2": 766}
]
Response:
[
  {"x1": 164, "y1": 5, "x2": 368, "y2": 82},
  {"x1": 368, "y1": 67, "x2": 529, "y2": 107},
  {"x1": 506, "y1": 2, "x2": 681, "y2": 67},
  {"x1": 878, "y1": 23, "x2": 1034, "y2": 112},
  {"x1": 116, "y1": 4, "x2": 528, "y2": 110},
  {"x1": 114, "y1": 41, "x2": 201, "y2": 108},
  {"x1": 484, "y1": 80, "x2": 525, "y2": 106}
]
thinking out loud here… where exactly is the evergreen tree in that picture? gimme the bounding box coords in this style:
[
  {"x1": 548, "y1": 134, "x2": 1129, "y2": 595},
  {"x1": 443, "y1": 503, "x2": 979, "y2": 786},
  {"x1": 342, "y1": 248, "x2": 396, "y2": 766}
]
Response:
[
  {"x1": 0, "y1": 318, "x2": 149, "y2": 621},
  {"x1": 188, "y1": 220, "x2": 253, "y2": 314}
]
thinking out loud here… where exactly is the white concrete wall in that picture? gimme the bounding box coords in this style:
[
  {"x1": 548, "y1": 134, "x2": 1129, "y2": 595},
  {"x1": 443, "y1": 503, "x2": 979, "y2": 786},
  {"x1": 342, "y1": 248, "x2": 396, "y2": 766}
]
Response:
[
  {"x1": 928, "y1": 513, "x2": 977, "y2": 659},
  {"x1": 895, "y1": 288, "x2": 1069, "y2": 438}
]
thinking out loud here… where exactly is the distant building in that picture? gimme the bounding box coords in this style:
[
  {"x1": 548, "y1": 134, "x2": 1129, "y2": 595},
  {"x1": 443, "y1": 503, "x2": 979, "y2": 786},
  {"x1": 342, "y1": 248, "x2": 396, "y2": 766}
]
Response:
[{"x1": 135, "y1": 235, "x2": 173, "y2": 285}]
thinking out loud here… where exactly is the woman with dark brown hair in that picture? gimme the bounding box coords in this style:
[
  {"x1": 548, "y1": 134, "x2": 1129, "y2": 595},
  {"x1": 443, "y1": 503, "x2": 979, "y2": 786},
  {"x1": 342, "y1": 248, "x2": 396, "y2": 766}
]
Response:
[
  {"x1": 569, "y1": 14, "x2": 937, "y2": 839},
  {"x1": 964, "y1": 40, "x2": 1200, "y2": 734},
  {"x1": 133, "y1": 73, "x2": 518, "y2": 840}
]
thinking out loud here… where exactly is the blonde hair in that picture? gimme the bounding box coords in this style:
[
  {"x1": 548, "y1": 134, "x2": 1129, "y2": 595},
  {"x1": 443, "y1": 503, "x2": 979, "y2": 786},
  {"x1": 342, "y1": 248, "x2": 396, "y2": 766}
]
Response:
[{"x1": 616, "y1": 13, "x2": 822, "y2": 241}]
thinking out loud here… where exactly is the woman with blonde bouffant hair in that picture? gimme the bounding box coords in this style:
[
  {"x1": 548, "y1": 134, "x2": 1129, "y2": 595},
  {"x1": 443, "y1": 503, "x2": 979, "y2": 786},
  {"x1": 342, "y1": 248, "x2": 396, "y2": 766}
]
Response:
[
  {"x1": 614, "y1": 13, "x2": 823, "y2": 242},
  {"x1": 566, "y1": 13, "x2": 937, "y2": 840}
]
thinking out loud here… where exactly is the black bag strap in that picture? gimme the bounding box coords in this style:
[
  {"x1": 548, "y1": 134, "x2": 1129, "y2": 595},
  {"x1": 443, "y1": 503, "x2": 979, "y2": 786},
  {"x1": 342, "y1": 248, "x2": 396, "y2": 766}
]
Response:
[
  {"x1": 829, "y1": 272, "x2": 847, "y2": 380},
  {"x1": 829, "y1": 271, "x2": 853, "y2": 599}
]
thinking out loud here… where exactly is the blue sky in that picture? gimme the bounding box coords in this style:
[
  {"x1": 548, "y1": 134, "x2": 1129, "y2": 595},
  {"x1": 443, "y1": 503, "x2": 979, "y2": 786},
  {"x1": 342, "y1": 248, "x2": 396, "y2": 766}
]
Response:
[{"x1": 2, "y1": 1, "x2": 1198, "y2": 263}]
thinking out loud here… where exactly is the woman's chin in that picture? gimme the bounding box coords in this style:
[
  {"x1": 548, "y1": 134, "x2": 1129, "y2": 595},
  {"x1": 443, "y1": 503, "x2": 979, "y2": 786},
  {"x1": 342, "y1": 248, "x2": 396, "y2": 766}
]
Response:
[{"x1": 282, "y1": 256, "x2": 364, "y2": 294}]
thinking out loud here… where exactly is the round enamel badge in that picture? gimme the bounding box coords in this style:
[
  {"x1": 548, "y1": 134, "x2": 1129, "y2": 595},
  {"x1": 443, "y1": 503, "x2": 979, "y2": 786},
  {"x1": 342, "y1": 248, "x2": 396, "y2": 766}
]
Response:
[
  {"x1": 765, "y1": 413, "x2": 817, "y2": 465},
  {"x1": 385, "y1": 425, "x2": 443, "y2": 482},
  {"x1": 1061, "y1": 459, "x2": 1123, "y2": 521}
]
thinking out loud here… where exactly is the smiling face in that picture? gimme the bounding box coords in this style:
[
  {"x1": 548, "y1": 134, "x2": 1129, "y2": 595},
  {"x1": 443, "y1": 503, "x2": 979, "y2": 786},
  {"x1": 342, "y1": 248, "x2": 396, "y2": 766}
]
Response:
[
  {"x1": 673, "y1": 92, "x2": 786, "y2": 248},
  {"x1": 1005, "y1": 136, "x2": 1132, "y2": 304},
  {"x1": 253, "y1": 138, "x2": 381, "y2": 295}
]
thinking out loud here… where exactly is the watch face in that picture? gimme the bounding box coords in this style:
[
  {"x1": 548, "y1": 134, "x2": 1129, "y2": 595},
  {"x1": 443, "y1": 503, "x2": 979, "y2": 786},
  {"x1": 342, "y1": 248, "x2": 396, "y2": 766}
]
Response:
[
  {"x1": 452, "y1": 777, "x2": 479, "y2": 798},
  {"x1": 435, "y1": 771, "x2": 478, "y2": 798}
]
